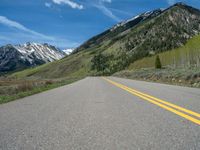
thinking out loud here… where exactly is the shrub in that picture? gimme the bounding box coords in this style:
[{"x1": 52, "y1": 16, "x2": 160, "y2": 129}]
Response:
[{"x1": 45, "y1": 80, "x2": 54, "y2": 85}]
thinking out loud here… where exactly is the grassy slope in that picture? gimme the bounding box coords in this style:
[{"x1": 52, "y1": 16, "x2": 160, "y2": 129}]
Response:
[
  {"x1": 12, "y1": 51, "x2": 92, "y2": 79},
  {"x1": 128, "y1": 34, "x2": 200, "y2": 69}
]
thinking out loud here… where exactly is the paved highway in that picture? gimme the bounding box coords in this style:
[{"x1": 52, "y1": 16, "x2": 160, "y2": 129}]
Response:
[{"x1": 0, "y1": 77, "x2": 199, "y2": 150}]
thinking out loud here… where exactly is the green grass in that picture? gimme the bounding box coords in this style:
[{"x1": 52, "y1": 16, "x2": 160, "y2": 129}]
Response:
[
  {"x1": 0, "y1": 77, "x2": 81, "y2": 104},
  {"x1": 11, "y1": 51, "x2": 92, "y2": 79},
  {"x1": 128, "y1": 35, "x2": 200, "y2": 69}
]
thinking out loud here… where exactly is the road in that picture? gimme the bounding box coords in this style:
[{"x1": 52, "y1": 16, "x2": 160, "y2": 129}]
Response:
[{"x1": 0, "y1": 77, "x2": 200, "y2": 150}]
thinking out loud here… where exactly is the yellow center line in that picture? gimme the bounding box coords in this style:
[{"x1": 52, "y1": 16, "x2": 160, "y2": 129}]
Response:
[
  {"x1": 103, "y1": 77, "x2": 200, "y2": 126},
  {"x1": 105, "y1": 78, "x2": 200, "y2": 118}
]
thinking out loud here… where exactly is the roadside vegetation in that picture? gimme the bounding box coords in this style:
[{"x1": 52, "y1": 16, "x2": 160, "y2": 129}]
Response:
[
  {"x1": 0, "y1": 77, "x2": 81, "y2": 104},
  {"x1": 114, "y1": 67, "x2": 200, "y2": 88}
]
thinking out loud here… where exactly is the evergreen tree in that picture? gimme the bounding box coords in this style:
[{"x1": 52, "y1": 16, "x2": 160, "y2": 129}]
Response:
[{"x1": 155, "y1": 55, "x2": 162, "y2": 69}]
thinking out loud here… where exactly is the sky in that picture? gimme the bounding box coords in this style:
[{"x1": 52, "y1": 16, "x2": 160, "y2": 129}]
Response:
[{"x1": 0, "y1": 0, "x2": 200, "y2": 49}]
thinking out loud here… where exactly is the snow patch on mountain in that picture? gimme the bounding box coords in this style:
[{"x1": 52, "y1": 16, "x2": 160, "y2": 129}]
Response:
[
  {"x1": 110, "y1": 9, "x2": 163, "y2": 32},
  {"x1": 63, "y1": 48, "x2": 74, "y2": 55}
]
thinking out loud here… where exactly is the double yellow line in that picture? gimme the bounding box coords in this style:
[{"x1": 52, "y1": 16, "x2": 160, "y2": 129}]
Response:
[{"x1": 103, "y1": 77, "x2": 200, "y2": 126}]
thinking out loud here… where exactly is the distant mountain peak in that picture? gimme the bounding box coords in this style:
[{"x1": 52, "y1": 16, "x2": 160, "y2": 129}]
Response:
[
  {"x1": 110, "y1": 8, "x2": 163, "y2": 32},
  {"x1": 173, "y1": 2, "x2": 187, "y2": 7},
  {"x1": 0, "y1": 42, "x2": 66, "y2": 73}
]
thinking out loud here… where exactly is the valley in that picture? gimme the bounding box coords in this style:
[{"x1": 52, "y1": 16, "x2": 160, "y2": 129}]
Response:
[
  {"x1": 7, "y1": 3, "x2": 200, "y2": 85},
  {"x1": 1, "y1": 3, "x2": 200, "y2": 104}
]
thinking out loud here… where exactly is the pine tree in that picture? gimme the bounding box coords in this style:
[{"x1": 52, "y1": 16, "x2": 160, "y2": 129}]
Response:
[{"x1": 155, "y1": 55, "x2": 162, "y2": 69}]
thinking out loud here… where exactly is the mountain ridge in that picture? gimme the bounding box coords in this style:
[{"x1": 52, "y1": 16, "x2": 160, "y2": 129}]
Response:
[{"x1": 74, "y1": 8, "x2": 164, "y2": 53}]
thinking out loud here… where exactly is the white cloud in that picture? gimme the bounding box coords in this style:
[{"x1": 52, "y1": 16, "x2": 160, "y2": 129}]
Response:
[
  {"x1": 52, "y1": 0, "x2": 83, "y2": 9},
  {"x1": 0, "y1": 16, "x2": 78, "y2": 48},
  {"x1": 96, "y1": 5, "x2": 120, "y2": 22},
  {"x1": 0, "y1": 16, "x2": 53, "y2": 40},
  {"x1": 49, "y1": 0, "x2": 119, "y2": 21},
  {"x1": 93, "y1": 0, "x2": 120, "y2": 22},
  {"x1": 45, "y1": 2, "x2": 52, "y2": 8}
]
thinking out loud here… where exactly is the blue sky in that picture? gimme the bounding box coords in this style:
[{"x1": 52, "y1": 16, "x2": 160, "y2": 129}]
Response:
[{"x1": 0, "y1": 0, "x2": 200, "y2": 49}]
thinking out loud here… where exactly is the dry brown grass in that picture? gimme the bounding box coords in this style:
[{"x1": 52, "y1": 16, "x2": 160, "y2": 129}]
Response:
[
  {"x1": 0, "y1": 78, "x2": 55, "y2": 95},
  {"x1": 17, "y1": 82, "x2": 34, "y2": 92}
]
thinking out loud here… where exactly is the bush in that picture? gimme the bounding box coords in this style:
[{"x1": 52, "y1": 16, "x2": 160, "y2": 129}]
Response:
[
  {"x1": 45, "y1": 80, "x2": 54, "y2": 85},
  {"x1": 155, "y1": 55, "x2": 162, "y2": 69}
]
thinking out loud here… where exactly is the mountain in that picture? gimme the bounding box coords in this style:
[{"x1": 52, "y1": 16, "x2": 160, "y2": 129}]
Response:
[
  {"x1": 63, "y1": 48, "x2": 74, "y2": 55},
  {"x1": 0, "y1": 42, "x2": 66, "y2": 73},
  {"x1": 76, "y1": 2, "x2": 200, "y2": 55},
  {"x1": 12, "y1": 3, "x2": 200, "y2": 79},
  {"x1": 75, "y1": 8, "x2": 163, "y2": 52}
]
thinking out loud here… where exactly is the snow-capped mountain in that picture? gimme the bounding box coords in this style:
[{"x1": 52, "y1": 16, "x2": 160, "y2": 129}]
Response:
[
  {"x1": 0, "y1": 42, "x2": 66, "y2": 73},
  {"x1": 63, "y1": 48, "x2": 74, "y2": 55},
  {"x1": 14, "y1": 42, "x2": 66, "y2": 63},
  {"x1": 110, "y1": 9, "x2": 163, "y2": 31}
]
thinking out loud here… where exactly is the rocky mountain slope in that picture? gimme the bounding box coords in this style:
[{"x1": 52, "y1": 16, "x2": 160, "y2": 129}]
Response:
[
  {"x1": 0, "y1": 42, "x2": 66, "y2": 73},
  {"x1": 12, "y1": 3, "x2": 200, "y2": 79}
]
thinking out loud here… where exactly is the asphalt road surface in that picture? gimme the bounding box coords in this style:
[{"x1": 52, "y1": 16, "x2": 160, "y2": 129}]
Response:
[{"x1": 0, "y1": 77, "x2": 200, "y2": 150}]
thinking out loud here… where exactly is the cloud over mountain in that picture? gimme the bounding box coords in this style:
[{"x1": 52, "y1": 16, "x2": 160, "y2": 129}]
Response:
[{"x1": 52, "y1": 0, "x2": 83, "y2": 9}]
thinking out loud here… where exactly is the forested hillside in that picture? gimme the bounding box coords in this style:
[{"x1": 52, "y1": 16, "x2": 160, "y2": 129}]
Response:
[{"x1": 128, "y1": 34, "x2": 200, "y2": 69}]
